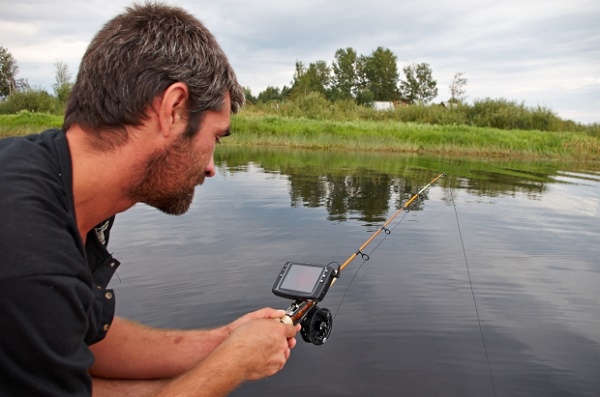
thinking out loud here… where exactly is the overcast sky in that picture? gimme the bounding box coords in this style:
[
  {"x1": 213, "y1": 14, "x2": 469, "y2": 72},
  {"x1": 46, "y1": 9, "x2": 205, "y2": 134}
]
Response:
[{"x1": 1, "y1": 0, "x2": 599, "y2": 124}]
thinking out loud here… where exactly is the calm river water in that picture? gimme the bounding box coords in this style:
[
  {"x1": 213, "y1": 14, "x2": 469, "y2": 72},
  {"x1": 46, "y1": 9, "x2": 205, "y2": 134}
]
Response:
[{"x1": 109, "y1": 147, "x2": 600, "y2": 397}]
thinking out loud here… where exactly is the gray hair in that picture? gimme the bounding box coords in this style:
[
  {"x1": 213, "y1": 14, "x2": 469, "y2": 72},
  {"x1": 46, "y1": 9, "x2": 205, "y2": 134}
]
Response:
[{"x1": 64, "y1": 2, "x2": 244, "y2": 148}]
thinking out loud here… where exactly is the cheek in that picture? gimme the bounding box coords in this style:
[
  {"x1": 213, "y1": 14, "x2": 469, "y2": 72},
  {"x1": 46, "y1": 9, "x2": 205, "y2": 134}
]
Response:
[
  {"x1": 186, "y1": 140, "x2": 214, "y2": 176},
  {"x1": 195, "y1": 137, "x2": 215, "y2": 162}
]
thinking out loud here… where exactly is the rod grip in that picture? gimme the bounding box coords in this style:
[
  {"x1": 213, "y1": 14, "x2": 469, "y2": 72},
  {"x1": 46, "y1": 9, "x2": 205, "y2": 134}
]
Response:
[{"x1": 280, "y1": 315, "x2": 293, "y2": 325}]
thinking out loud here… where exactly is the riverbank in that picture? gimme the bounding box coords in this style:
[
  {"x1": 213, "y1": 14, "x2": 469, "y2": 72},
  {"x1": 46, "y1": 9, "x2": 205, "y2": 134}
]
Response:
[
  {"x1": 231, "y1": 114, "x2": 600, "y2": 160},
  {"x1": 1, "y1": 111, "x2": 598, "y2": 160}
]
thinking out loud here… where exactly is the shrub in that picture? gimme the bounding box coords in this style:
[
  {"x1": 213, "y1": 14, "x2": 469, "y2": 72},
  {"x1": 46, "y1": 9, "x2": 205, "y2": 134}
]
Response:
[{"x1": 0, "y1": 89, "x2": 62, "y2": 115}]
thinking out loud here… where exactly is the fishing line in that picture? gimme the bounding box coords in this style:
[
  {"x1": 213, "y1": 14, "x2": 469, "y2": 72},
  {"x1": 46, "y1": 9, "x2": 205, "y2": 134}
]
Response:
[
  {"x1": 449, "y1": 188, "x2": 498, "y2": 397},
  {"x1": 333, "y1": 210, "x2": 410, "y2": 320}
]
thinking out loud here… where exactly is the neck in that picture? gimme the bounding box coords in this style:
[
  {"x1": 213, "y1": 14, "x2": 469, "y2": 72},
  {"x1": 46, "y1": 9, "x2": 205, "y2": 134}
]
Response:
[{"x1": 66, "y1": 126, "x2": 139, "y2": 241}]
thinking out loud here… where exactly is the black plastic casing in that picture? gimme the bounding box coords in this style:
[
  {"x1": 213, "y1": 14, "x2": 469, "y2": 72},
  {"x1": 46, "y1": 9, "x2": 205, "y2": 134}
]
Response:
[{"x1": 272, "y1": 262, "x2": 339, "y2": 302}]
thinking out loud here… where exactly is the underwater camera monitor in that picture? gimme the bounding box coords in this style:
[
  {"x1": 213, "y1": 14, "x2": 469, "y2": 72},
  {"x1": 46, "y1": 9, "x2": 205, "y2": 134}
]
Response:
[{"x1": 272, "y1": 262, "x2": 339, "y2": 302}]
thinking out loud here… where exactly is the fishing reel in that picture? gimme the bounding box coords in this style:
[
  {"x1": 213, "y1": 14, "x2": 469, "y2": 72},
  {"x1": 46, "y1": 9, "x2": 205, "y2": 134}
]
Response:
[
  {"x1": 299, "y1": 305, "x2": 332, "y2": 345},
  {"x1": 272, "y1": 262, "x2": 339, "y2": 345}
]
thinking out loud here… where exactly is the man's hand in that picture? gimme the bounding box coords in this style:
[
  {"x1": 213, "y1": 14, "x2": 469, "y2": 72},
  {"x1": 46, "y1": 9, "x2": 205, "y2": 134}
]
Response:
[
  {"x1": 154, "y1": 308, "x2": 300, "y2": 396},
  {"x1": 218, "y1": 311, "x2": 300, "y2": 380},
  {"x1": 91, "y1": 309, "x2": 301, "y2": 396},
  {"x1": 226, "y1": 307, "x2": 300, "y2": 346}
]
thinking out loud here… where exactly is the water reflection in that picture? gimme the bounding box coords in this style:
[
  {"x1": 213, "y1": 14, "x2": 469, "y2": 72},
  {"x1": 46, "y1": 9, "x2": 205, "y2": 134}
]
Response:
[
  {"x1": 216, "y1": 146, "x2": 593, "y2": 215},
  {"x1": 109, "y1": 147, "x2": 600, "y2": 397}
]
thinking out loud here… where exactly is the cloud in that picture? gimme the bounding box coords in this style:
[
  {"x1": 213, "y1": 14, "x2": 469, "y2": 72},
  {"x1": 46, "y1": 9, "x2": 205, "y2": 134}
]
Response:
[{"x1": 1, "y1": 0, "x2": 599, "y2": 123}]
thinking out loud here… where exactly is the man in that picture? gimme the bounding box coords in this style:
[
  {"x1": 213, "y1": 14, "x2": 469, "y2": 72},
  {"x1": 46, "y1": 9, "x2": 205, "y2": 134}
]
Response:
[{"x1": 0, "y1": 2, "x2": 299, "y2": 396}]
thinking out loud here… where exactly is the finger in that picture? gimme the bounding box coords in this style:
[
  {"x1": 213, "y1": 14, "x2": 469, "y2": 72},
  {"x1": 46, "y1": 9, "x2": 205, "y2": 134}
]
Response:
[
  {"x1": 283, "y1": 322, "x2": 299, "y2": 338},
  {"x1": 270, "y1": 309, "x2": 288, "y2": 320},
  {"x1": 253, "y1": 307, "x2": 287, "y2": 320},
  {"x1": 288, "y1": 337, "x2": 297, "y2": 350}
]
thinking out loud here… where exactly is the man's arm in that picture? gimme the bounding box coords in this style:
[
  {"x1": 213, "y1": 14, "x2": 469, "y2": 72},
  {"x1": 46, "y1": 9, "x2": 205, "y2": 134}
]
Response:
[
  {"x1": 90, "y1": 308, "x2": 298, "y2": 382},
  {"x1": 89, "y1": 316, "x2": 229, "y2": 379}
]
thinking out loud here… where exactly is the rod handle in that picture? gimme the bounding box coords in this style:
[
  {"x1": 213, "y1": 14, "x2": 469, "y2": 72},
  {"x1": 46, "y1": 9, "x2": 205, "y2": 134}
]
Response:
[{"x1": 280, "y1": 315, "x2": 293, "y2": 325}]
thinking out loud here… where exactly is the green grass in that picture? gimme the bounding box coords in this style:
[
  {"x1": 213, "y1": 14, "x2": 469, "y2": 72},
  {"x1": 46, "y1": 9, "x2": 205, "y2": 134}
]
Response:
[
  {"x1": 0, "y1": 111, "x2": 63, "y2": 138},
  {"x1": 2, "y1": 111, "x2": 599, "y2": 160},
  {"x1": 230, "y1": 114, "x2": 600, "y2": 160}
]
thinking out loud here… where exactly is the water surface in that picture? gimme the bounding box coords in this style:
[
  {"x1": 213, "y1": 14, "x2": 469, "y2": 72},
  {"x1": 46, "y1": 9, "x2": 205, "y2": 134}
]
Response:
[{"x1": 109, "y1": 148, "x2": 600, "y2": 396}]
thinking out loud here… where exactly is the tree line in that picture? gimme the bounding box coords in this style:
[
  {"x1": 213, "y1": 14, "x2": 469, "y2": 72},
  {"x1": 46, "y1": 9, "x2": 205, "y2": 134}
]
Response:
[
  {"x1": 1, "y1": 45, "x2": 597, "y2": 135},
  {"x1": 246, "y1": 46, "x2": 467, "y2": 106},
  {"x1": 0, "y1": 46, "x2": 73, "y2": 115},
  {"x1": 1, "y1": 44, "x2": 460, "y2": 113}
]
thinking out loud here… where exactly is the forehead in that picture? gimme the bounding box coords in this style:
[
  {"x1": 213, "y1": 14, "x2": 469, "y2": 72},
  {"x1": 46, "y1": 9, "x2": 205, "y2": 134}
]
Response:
[{"x1": 202, "y1": 94, "x2": 231, "y2": 128}]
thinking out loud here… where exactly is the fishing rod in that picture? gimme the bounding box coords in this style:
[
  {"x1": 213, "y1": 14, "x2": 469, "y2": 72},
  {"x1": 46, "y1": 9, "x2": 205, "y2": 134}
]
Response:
[{"x1": 272, "y1": 173, "x2": 446, "y2": 345}]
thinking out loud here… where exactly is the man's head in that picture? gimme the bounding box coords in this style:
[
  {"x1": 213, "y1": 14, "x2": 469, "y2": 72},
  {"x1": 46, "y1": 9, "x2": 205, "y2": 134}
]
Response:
[{"x1": 64, "y1": 2, "x2": 244, "y2": 149}]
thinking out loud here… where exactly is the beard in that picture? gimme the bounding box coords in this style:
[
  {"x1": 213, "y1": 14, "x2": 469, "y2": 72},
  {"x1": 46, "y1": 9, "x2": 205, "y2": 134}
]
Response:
[{"x1": 127, "y1": 134, "x2": 205, "y2": 215}]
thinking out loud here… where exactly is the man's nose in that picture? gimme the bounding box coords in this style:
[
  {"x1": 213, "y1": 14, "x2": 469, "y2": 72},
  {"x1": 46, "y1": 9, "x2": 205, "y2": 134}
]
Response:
[{"x1": 204, "y1": 156, "x2": 216, "y2": 177}]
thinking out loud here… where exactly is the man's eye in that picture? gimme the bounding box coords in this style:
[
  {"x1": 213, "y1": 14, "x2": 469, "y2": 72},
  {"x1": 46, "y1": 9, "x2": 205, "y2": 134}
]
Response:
[{"x1": 216, "y1": 130, "x2": 231, "y2": 144}]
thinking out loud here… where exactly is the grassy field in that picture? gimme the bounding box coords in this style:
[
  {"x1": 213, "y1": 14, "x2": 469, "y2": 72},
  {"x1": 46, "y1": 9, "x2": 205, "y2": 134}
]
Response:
[
  {"x1": 2, "y1": 111, "x2": 599, "y2": 160},
  {"x1": 0, "y1": 111, "x2": 63, "y2": 138}
]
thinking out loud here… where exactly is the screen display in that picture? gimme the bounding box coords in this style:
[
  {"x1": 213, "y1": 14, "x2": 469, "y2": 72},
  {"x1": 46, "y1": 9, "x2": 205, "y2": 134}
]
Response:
[{"x1": 279, "y1": 264, "x2": 323, "y2": 293}]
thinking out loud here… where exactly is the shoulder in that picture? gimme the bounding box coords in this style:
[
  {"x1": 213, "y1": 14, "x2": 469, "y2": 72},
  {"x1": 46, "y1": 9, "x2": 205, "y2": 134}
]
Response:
[
  {"x1": 0, "y1": 129, "x2": 84, "y2": 280},
  {"x1": 0, "y1": 130, "x2": 70, "y2": 203},
  {"x1": 0, "y1": 128, "x2": 66, "y2": 161}
]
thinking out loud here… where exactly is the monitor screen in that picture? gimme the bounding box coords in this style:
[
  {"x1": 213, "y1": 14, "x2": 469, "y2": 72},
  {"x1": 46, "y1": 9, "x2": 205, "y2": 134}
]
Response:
[{"x1": 279, "y1": 263, "x2": 322, "y2": 293}]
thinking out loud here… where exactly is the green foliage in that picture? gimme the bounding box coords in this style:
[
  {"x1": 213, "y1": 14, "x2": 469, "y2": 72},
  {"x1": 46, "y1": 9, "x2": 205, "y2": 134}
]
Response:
[
  {"x1": 256, "y1": 86, "x2": 284, "y2": 103},
  {"x1": 399, "y1": 63, "x2": 438, "y2": 104},
  {"x1": 290, "y1": 60, "x2": 330, "y2": 98},
  {"x1": 0, "y1": 110, "x2": 63, "y2": 138},
  {"x1": 54, "y1": 84, "x2": 72, "y2": 105},
  {"x1": 247, "y1": 93, "x2": 598, "y2": 137},
  {"x1": 243, "y1": 87, "x2": 256, "y2": 104},
  {"x1": 228, "y1": 113, "x2": 600, "y2": 159},
  {"x1": 0, "y1": 89, "x2": 63, "y2": 114},
  {"x1": 466, "y1": 98, "x2": 557, "y2": 131},
  {"x1": 52, "y1": 60, "x2": 73, "y2": 105},
  {"x1": 2, "y1": 107, "x2": 598, "y2": 160},
  {"x1": 330, "y1": 47, "x2": 358, "y2": 100},
  {"x1": 359, "y1": 47, "x2": 400, "y2": 101},
  {"x1": 279, "y1": 92, "x2": 333, "y2": 119}
]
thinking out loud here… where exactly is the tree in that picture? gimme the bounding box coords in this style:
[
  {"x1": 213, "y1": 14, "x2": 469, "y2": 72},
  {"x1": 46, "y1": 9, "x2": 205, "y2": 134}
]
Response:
[
  {"x1": 290, "y1": 60, "x2": 331, "y2": 98},
  {"x1": 53, "y1": 60, "x2": 73, "y2": 104},
  {"x1": 330, "y1": 47, "x2": 358, "y2": 100},
  {"x1": 0, "y1": 47, "x2": 18, "y2": 98},
  {"x1": 399, "y1": 62, "x2": 438, "y2": 104},
  {"x1": 358, "y1": 47, "x2": 399, "y2": 102},
  {"x1": 449, "y1": 72, "x2": 467, "y2": 104},
  {"x1": 257, "y1": 86, "x2": 283, "y2": 103},
  {"x1": 242, "y1": 87, "x2": 257, "y2": 104}
]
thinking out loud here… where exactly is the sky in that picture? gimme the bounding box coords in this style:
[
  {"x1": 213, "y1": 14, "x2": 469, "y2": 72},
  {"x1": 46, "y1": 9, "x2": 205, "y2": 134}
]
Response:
[{"x1": 1, "y1": 0, "x2": 599, "y2": 124}]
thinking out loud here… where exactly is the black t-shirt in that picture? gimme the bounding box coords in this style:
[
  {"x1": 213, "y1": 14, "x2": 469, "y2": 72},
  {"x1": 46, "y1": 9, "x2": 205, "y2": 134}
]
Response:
[{"x1": 0, "y1": 129, "x2": 120, "y2": 395}]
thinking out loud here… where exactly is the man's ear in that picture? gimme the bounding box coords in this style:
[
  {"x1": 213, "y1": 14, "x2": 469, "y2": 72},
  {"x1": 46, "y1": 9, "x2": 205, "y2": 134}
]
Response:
[{"x1": 158, "y1": 82, "x2": 189, "y2": 139}]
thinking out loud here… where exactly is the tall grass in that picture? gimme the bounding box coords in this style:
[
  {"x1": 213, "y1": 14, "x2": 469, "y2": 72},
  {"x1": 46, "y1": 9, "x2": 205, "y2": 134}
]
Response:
[
  {"x1": 2, "y1": 105, "x2": 598, "y2": 160},
  {"x1": 0, "y1": 111, "x2": 63, "y2": 138},
  {"x1": 230, "y1": 114, "x2": 599, "y2": 160},
  {"x1": 249, "y1": 94, "x2": 600, "y2": 136}
]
